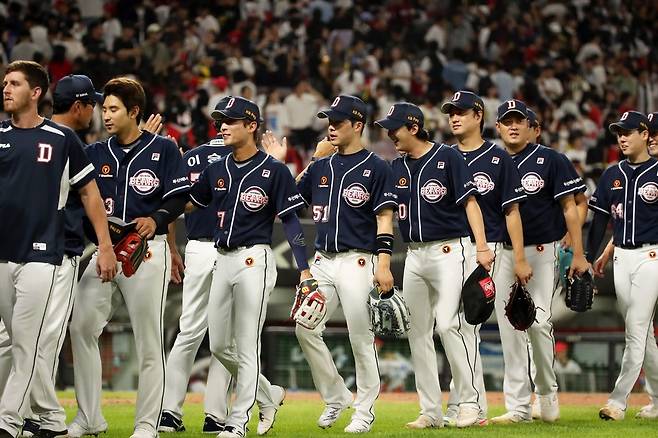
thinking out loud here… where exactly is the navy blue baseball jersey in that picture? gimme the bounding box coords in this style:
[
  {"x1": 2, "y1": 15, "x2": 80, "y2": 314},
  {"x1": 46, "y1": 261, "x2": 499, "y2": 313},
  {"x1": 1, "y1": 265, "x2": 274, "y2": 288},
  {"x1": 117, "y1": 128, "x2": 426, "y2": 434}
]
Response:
[
  {"x1": 455, "y1": 141, "x2": 526, "y2": 242},
  {"x1": 510, "y1": 144, "x2": 586, "y2": 245},
  {"x1": 84, "y1": 131, "x2": 190, "y2": 231},
  {"x1": 0, "y1": 119, "x2": 95, "y2": 264},
  {"x1": 190, "y1": 150, "x2": 305, "y2": 248},
  {"x1": 391, "y1": 143, "x2": 477, "y2": 243},
  {"x1": 64, "y1": 193, "x2": 85, "y2": 257},
  {"x1": 297, "y1": 149, "x2": 398, "y2": 253},
  {"x1": 589, "y1": 158, "x2": 658, "y2": 247},
  {"x1": 182, "y1": 138, "x2": 231, "y2": 240}
]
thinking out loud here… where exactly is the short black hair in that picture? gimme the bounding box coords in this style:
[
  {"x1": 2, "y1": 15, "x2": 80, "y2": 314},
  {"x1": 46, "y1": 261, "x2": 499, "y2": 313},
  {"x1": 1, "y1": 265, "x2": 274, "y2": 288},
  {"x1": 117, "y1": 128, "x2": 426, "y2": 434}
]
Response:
[{"x1": 406, "y1": 123, "x2": 430, "y2": 141}]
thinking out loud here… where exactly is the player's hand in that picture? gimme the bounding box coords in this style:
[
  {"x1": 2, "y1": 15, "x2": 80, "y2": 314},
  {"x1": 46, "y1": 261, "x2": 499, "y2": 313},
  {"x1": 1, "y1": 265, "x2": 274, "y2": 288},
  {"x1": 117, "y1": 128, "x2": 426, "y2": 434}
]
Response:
[
  {"x1": 134, "y1": 217, "x2": 157, "y2": 239},
  {"x1": 568, "y1": 253, "x2": 590, "y2": 278},
  {"x1": 299, "y1": 268, "x2": 312, "y2": 283},
  {"x1": 96, "y1": 243, "x2": 117, "y2": 282},
  {"x1": 593, "y1": 248, "x2": 613, "y2": 278},
  {"x1": 374, "y1": 265, "x2": 394, "y2": 293},
  {"x1": 170, "y1": 248, "x2": 185, "y2": 284},
  {"x1": 514, "y1": 258, "x2": 533, "y2": 285},
  {"x1": 560, "y1": 232, "x2": 572, "y2": 250},
  {"x1": 476, "y1": 247, "x2": 495, "y2": 272},
  {"x1": 262, "y1": 130, "x2": 287, "y2": 162},
  {"x1": 314, "y1": 137, "x2": 336, "y2": 159},
  {"x1": 143, "y1": 113, "x2": 164, "y2": 135}
]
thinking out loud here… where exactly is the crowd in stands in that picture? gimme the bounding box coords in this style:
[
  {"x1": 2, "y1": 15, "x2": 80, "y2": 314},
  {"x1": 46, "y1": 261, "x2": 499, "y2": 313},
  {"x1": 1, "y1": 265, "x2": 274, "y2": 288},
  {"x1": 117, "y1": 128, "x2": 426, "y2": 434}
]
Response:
[{"x1": 1, "y1": 0, "x2": 657, "y2": 177}]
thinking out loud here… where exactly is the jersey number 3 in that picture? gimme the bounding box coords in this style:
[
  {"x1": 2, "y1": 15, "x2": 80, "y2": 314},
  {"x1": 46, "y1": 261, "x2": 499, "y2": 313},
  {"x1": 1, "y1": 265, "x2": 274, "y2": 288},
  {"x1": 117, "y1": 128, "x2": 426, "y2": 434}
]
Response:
[{"x1": 312, "y1": 205, "x2": 330, "y2": 223}]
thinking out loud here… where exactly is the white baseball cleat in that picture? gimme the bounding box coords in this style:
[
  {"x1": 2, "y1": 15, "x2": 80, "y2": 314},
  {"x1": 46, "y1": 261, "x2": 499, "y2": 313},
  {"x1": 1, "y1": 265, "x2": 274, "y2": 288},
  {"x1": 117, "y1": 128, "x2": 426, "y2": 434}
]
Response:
[
  {"x1": 636, "y1": 404, "x2": 658, "y2": 419},
  {"x1": 490, "y1": 411, "x2": 532, "y2": 425},
  {"x1": 317, "y1": 402, "x2": 351, "y2": 428},
  {"x1": 456, "y1": 406, "x2": 480, "y2": 428},
  {"x1": 531, "y1": 396, "x2": 541, "y2": 419},
  {"x1": 599, "y1": 404, "x2": 625, "y2": 421},
  {"x1": 129, "y1": 428, "x2": 156, "y2": 438},
  {"x1": 217, "y1": 426, "x2": 244, "y2": 438},
  {"x1": 442, "y1": 405, "x2": 458, "y2": 427},
  {"x1": 257, "y1": 385, "x2": 286, "y2": 435},
  {"x1": 344, "y1": 419, "x2": 371, "y2": 434},
  {"x1": 539, "y1": 393, "x2": 560, "y2": 422},
  {"x1": 405, "y1": 414, "x2": 443, "y2": 429},
  {"x1": 67, "y1": 422, "x2": 108, "y2": 437}
]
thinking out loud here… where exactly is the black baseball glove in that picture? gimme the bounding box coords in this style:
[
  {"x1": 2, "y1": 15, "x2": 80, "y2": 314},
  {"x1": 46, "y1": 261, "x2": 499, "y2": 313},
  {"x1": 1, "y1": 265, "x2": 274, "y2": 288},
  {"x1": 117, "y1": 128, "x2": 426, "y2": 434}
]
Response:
[
  {"x1": 505, "y1": 282, "x2": 537, "y2": 331},
  {"x1": 565, "y1": 271, "x2": 595, "y2": 312}
]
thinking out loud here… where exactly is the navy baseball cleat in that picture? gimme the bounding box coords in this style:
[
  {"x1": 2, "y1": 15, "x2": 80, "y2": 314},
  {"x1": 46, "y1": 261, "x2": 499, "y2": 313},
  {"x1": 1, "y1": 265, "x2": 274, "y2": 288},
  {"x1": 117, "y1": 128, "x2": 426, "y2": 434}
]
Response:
[
  {"x1": 158, "y1": 412, "x2": 185, "y2": 432},
  {"x1": 34, "y1": 429, "x2": 68, "y2": 438},
  {"x1": 21, "y1": 419, "x2": 40, "y2": 437},
  {"x1": 202, "y1": 416, "x2": 224, "y2": 433}
]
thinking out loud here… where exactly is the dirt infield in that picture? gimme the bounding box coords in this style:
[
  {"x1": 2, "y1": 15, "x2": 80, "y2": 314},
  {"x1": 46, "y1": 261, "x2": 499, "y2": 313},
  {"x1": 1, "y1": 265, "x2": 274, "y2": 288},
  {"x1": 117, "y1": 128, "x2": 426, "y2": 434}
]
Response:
[{"x1": 58, "y1": 392, "x2": 653, "y2": 407}]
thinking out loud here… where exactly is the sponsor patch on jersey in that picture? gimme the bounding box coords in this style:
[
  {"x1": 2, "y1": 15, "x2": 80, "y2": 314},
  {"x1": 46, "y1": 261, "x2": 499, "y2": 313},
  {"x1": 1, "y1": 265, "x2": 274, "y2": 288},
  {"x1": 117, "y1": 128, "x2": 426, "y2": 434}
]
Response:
[
  {"x1": 437, "y1": 161, "x2": 445, "y2": 169},
  {"x1": 245, "y1": 257, "x2": 254, "y2": 266},
  {"x1": 473, "y1": 172, "x2": 495, "y2": 195},
  {"x1": 363, "y1": 169, "x2": 371, "y2": 177},
  {"x1": 536, "y1": 245, "x2": 544, "y2": 252},
  {"x1": 262, "y1": 169, "x2": 271, "y2": 178},
  {"x1": 190, "y1": 172, "x2": 200, "y2": 183},
  {"x1": 612, "y1": 179, "x2": 623, "y2": 190},
  {"x1": 144, "y1": 250, "x2": 152, "y2": 260},
  {"x1": 521, "y1": 172, "x2": 545, "y2": 194},
  {"x1": 129, "y1": 169, "x2": 161, "y2": 195},
  {"x1": 442, "y1": 245, "x2": 450, "y2": 253},
  {"x1": 420, "y1": 179, "x2": 447, "y2": 203},
  {"x1": 208, "y1": 153, "x2": 222, "y2": 163},
  {"x1": 319, "y1": 175, "x2": 329, "y2": 188},
  {"x1": 32, "y1": 242, "x2": 47, "y2": 251},
  {"x1": 0, "y1": 143, "x2": 11, "y2": 149},
  {"x1": 100, "y1": 164, "x2": 111, "y2": 176},
  {"x1": 650, "y1": 251, "x2": 656, "y2": 259},
  {"x1": 491, "y1": 156, "x2": 499, "y2": 164},
  {"x1": 151, "y1": 152, "x2": 160, "y2": 161},
  {"x1": 638, "y1": 182, "x2": 658, "y2": 204},
  {"x1": 240, "y1": 186, "x2": 269, "y2": 211},
  {"x1": 357, "y1": 257, "x2": 366, "y2": 267},
  {"x1": 216, "y1": 178, "x2": 226, "y2": 190},
  {"x1": 342, "y1": 183, "x2": 371, "y2": 207},
  {"x1": 537, "y1": 157, "x2": 544, "y2": 165}
]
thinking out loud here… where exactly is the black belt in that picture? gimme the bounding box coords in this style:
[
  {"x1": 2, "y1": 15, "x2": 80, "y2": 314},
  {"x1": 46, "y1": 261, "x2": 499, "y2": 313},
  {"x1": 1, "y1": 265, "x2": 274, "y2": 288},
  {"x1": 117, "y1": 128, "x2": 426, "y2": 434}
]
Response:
[
  {"x1": 619, "y1": 243, "x2": 658, "y2": 250},
  {"x1": 193, "y1": 237, "x2": 214, "y2": 242}
]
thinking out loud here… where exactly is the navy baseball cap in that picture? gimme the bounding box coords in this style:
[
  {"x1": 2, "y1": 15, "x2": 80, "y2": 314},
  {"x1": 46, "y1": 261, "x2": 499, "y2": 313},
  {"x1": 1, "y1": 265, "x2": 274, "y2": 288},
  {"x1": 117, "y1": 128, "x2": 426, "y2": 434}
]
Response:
[
  {"x1": 374, "y1": 103, "x2": 424, "y2": 130},
  {"x1": 609, "y1": 111, "x2": 650, "y2": 134},
  {"x1": 211, "y1": 96, "x2": 262, "y2": 124},
  {"x1": 497, "y1": 99, "x2": 529, "y2": 121},
  {"x1": 317, "y1": 95, "x2": 367, "y2": 122},
  {"x1": 527, "y1": 108, "x2": 540, "y2": 128},
  {"x1": 647, "y1": 112, "x2": 658, "y2": 134},
  {"x1": 53, "y1": 74, "x2": 103, "y2": 105},
  {"x1": 440, "y1": 91, "x2": 484, "y2": 114}
]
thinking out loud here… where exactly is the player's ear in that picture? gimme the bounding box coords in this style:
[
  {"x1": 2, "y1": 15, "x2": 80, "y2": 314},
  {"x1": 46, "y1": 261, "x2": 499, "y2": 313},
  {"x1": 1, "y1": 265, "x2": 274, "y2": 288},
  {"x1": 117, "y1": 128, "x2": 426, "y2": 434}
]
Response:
[
  {"x1": 408, "y1": 124, "x2": 419, "y2": 135},
  {"x1": 128, "y1": 105, "x2": 140, "y2": 120},
  {"x1": 641, "y1": 129, "x2": 649, "y2": 142}
]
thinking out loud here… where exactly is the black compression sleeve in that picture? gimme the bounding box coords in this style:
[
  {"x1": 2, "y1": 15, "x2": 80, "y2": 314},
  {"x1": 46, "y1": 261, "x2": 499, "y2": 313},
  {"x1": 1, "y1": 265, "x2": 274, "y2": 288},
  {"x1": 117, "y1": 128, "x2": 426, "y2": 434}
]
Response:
[
  {"x1": 150, "y1": 192, "x2": 188, "y2": 235},
  {"x1": 586, "y1": 211, "x2": 610, "y2": 263},
  {"x1": 281, "y1": 212, "x2": 310, "y2": 271}
]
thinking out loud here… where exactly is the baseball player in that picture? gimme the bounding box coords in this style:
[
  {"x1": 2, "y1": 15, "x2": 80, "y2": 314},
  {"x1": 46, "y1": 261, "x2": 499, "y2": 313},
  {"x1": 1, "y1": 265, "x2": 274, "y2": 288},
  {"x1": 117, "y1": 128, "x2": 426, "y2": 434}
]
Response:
[
  {"x1": 591, "y1": 111, "x2": 658, "y2": 420},
  {"x1": 160, "y1": 97, "x2": 285, "y2": 435},
  {"x1": 491, "y1": 99, "x2": 589, "y2": 424},
  {"x1": 439, "y1": 91, "x2": 532, "y2": 427},
  {"x1": 287, "y1": 95, "x2": 397, "y2": 434},
  {"x1": 0, "y1": 61, "x2": 116, "y2": 438},
  {"x1": 374, "y1": 102, "x2": 494, "y2": 429},
  {"x1": 189, "y1": 96, "x2": 312, "y2": 438},
  {"x1": 68, "y1": 77, "x2": 191, "y2": 438}
]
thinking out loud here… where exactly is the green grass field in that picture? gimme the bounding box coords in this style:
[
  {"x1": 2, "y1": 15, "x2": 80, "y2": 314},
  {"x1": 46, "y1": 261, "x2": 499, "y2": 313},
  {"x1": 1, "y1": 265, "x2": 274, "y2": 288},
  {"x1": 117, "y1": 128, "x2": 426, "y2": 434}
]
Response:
[{"x1": 57, "y1": 391, "x2": 658, "y2": 437}]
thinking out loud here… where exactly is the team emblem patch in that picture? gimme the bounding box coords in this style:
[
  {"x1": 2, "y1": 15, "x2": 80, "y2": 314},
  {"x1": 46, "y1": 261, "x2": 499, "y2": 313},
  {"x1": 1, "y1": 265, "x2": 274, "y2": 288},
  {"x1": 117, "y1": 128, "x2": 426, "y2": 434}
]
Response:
[
  {"x1": 245, "y1": 257, "x2": 254, "y2": 266},
  {"x1": 357, "y1": 257, "x2": 366, "y2": 267},
  {"x1": 398, "y1": 177, "x2": 407, "y2": 186},
  {"x1": 240, "y1": 186, "x2": 269, "y2": 211},
  {"x1": 342, "y1": 183, "x2": 370, "y2": 207},
  {"x1": 363, "y1": 169, "x2": 371, "y2": 177},
  {"x1": 473, "y1": 172, "x2": 495, "y2": 195},
  {"x1": 319, "y1": 176, "x2": 329, "y2": 187},
  {"x1": 491, "y1": 156, "x2": 500, "y2": 164},
  {"x1": 537, "y1": 157, "x2": 544, "y2": 165},
  {"x1": 144, "y1": 250, "x2": 152, "y2": 260},
  {"x1": 649, "y1": 251, "x2": 656, "y2": 259},
  {"x1": 536, "y1": 245, "x2": 544, "y2": 252},
  {"x1": 129, "y1": 169, "x2": 161, "y2": 195},
  {"x1": 190, "y1": 172, "x2": 200, "y2": 183},
  {"x1": 442, "y1": 245, "x2": 451, "y2": 253},
  {"x1": 217, "y1": 178, "x2": 225, "y2": 188},
  {"x1": 420, "y1": 179, "x2": 447, "y2": 203},
  {"x1": 101, "y1": 164, "x2": 111, "y2": 175},
  {"x1": 612, "y1": 179, "x2": 622, "y2": 190},
  {"x1": 207, "y1": 153, "x2": 222, "y2": 163},
  {"x1": 638, "y1": 182, "x2": 658, "y2": 204},
  {"x1": 151, "y1": 153, "x2": 160, "y2": 161},
  {"x1": 262, "y1": 169, "x2": 271, "y2": 178},
  {"x1": 437, "y1": 161, "x2": 445, "y2": 169},
  {"x1": 521, "y1": 172, "x2": 545, "y2": 194}
]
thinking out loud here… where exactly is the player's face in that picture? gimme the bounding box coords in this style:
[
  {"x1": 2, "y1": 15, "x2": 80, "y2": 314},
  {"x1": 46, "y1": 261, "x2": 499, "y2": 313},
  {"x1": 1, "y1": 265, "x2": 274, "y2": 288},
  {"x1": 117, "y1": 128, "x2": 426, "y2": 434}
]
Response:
[
  {"x1": 2, "y1": 71, "x2": 36, "y2": 114},
  {"x1": 219, "y1": 118, "x2": 256, "y2": 146},
  {"x1": 497, "y1": 115, "x2": 530, "y2": 148},
  {"x1": 648, "y1": 131, "x2": 658, "y2": 157},
  {"x1": 448, "y1": 108, "x2": 480, "y2": 136},
  {"x1": 616, "y1": 129, "x2": 649, "y2": 158},
  {"x1": 102, "y1": 95, "x2": 135, "y2": 135},
  {"x1": 327, "y1": 119, "x2": 359, "y2": 146},
  {"x1": 75, "y1": 100, "x2": 96, "y2": 130},
  {"x1": 387, "y1": 125, "x2": 413, "y2": 152}
]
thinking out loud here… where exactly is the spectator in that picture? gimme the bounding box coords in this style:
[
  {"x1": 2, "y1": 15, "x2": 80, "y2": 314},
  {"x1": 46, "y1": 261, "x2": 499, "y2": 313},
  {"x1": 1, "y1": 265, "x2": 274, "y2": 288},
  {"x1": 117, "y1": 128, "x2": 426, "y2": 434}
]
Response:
[
  {"x1": 283, "y1": 80, "x2": 323, "y2": 151},
  {"x1": 554, "y1": 341, "x2": 582, "y2": 375}
]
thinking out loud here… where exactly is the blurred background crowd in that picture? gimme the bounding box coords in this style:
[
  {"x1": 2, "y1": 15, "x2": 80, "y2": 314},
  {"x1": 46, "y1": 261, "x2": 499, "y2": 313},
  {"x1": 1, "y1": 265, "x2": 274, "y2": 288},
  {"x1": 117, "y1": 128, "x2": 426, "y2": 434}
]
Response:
[{"x1": 1, "y1": 0, "x2": 656, "y2": 178}]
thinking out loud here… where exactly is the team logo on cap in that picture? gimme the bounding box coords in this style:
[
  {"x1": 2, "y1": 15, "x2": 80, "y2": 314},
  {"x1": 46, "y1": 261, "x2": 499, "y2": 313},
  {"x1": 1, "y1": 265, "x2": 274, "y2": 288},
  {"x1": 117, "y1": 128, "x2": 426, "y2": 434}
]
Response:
[
  {"x1": 452, "y1": 92, "x2": 461, "y2": 101},
  {"x1": 342, "y1": 183, "x2": 370, "y2": 207},
  {"x1": 473, "y1": 172, "x2": 495, "y2": 195},
  {"x1": 332, "y1": 97, "x2": 341, "y2": 107},
  {"x1": 639, "y1": 182, "x2": 658, "y2": 204},
  {"x1": 620, "y1": 112, "x2": 628, "y2": 121},
  {"x1": 129, "y1": 169, "x2": 160, "y2": 195},
  {"x1": 240, "y1": 186, "x2": 269, "y2": 211},
  {"x1": 387, "y1": 105, "x2": 395, "y2": 116},
  {"x1": 226, "y1": 97, "x2": 235, "y2": 108},
  {"x1": 521, "y1": 172, "x2": 545, "y2": 194},
  {"x1": 420, "y1": 179, "x2": 448, "y2": 203}
]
